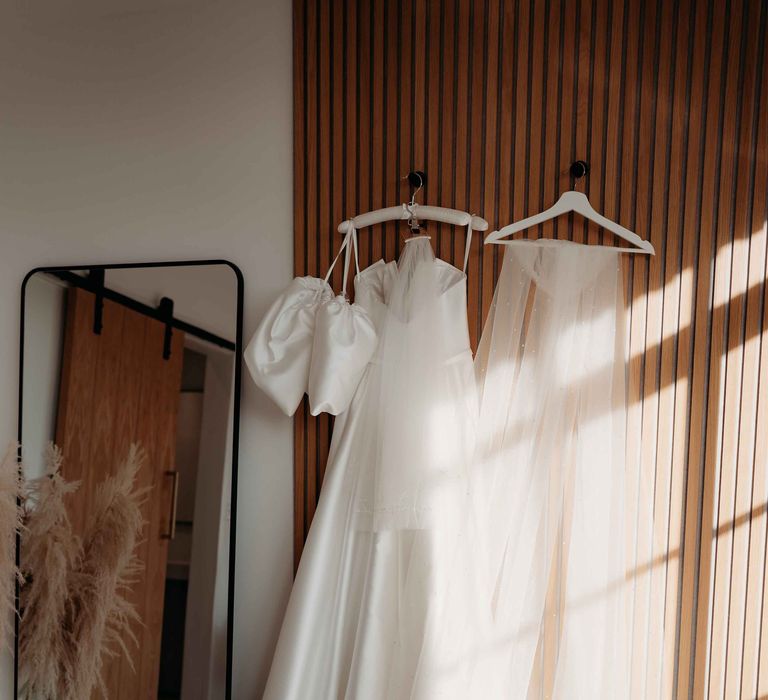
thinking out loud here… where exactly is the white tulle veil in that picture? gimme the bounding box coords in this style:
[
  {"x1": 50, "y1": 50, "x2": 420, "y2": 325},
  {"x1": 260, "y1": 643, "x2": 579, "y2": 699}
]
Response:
[
  {"x1": 470, "y1": 239, "x2": 637, "y2": 698},
  {"x1": 356, "y1": 237, "x2": 475, "y2": 532},
  {"x1": 345, "y1": 236, "x2": 483, "y2": 697}
]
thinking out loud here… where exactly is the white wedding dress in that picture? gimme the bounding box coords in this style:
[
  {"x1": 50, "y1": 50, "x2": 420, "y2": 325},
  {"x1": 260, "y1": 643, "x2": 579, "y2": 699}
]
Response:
[
  {"x1": 257, "y1": 234, "x2": 482, "y2": 700},
  {"x1": 250, "y1": 232, "x2": 635, "y2": 698}
]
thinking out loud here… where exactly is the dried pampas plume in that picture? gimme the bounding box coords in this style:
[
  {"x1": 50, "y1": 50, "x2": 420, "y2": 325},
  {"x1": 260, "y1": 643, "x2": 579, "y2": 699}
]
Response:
[
  {"x1": 61, "y1": 443, "x2": 147, "y2": 700},
  {"x1": 0, "y1": 445, "x2": 22, "y2": 653},
  {"x1": 19, "y1": 443, "x2": 81, "y2": 700}
]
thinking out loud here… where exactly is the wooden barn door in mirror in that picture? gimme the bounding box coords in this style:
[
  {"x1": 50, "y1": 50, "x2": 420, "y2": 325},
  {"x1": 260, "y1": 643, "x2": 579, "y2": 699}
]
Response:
[{"x1": 55, "y1": 285, "x2": 184, "y2": 699}]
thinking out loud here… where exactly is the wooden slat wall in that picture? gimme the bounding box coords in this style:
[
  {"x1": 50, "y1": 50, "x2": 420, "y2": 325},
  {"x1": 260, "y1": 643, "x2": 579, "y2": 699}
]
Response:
[{"x1": 292, "y1": 0, "x2": 768, "y2": 697}]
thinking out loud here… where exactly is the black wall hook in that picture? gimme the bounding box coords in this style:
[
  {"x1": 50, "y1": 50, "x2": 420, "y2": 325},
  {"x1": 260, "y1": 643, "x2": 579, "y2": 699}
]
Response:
[
  {"x1": 158, "y1": 296, "x2": 174, "y2": 360},
  {"x1": 407, "y1": 170, "x2": 426, "y2": 189},
  {"x1": 570, "y1": 160, "x2": 589, "y2": 179},
  {"x1": 88, "y1": 268, "x2": 105, "y2": 335}
]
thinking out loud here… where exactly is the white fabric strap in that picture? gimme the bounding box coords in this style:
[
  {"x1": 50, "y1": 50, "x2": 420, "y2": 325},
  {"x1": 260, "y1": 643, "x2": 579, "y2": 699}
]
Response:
[
  {"x1": 462, "y1": 221, "x2": 473, "y2": 273},
  {"x1": 341, "y1": 226, "x2": 360, "y2": 296},
  {"x1": 324, "y1": 233, "x2": 348, "y2": 283},
  {"x1": 324, "y1": 227, "x2": 360, "y2": 296}
]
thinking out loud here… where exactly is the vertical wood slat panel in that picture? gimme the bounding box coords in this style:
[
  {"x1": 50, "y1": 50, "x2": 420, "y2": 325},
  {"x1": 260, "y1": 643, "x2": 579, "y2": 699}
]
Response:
[
  {"x1": 664, "y1": 0, "x2": 707, "y2": 695},
  {"x1": 742, "y1": 11, "x2": 768, "y2": 696},
  {"x1": 315, "y1": 0, "x2": 332, "y2": 517},
  {"x1": 677, "y1": 0, "x2": 730, "y2": 693},
  {"x1": 292, "y1": 0, "x2": 307, "y2": 569},
  {"x1": 291, "y1": 0, "x2": 768, "y2": 696},
  {"x1": 695, "y1": 0, "x2": 749, "y2": 695},
  {"x1": 627, "y1": 0, "x2": 670, "y2": 694},
  {"x1": 717, "y1": 4, "x2": 764, "y2": 697}
]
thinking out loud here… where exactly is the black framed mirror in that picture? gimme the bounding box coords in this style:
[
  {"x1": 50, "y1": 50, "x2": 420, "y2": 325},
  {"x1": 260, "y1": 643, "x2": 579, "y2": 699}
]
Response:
[{"x1": 16, "y1": 260, "x2": 243, "y2": 700}]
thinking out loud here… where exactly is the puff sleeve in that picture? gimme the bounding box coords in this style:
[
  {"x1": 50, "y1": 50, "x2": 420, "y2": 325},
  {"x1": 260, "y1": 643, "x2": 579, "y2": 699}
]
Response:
[
  {"x1": 307, "y1": 295, "x2": 377, "y2": 416},
  {"x1": 244, "y1": 276, "x2": 333, "y2": 415}
]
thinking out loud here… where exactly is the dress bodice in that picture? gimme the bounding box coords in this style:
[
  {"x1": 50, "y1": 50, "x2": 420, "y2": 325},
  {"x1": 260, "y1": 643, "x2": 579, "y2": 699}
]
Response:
[{"x1": 354, "y1": 249, "x2": 471, "y2": 364}]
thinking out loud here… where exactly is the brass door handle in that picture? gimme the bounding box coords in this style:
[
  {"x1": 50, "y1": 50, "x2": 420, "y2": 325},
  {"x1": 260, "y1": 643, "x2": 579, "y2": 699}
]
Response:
[{"x1": 162, "y1": 470, "x2": 179, "y2": 540}]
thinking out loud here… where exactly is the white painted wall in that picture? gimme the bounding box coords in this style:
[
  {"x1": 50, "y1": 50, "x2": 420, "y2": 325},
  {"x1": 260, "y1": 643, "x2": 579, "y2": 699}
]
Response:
[
  {"x1": 181, "y1": 339, "x2": 235, "y2": 700},
  {"x1": 0, "y1": 1, "x2": 294, "y2": 696}
]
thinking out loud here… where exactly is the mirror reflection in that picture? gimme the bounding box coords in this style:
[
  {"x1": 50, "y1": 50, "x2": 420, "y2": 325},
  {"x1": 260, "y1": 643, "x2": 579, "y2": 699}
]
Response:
[{"x1": 19, "y1": 264, "x2": 239, "y2": 700}]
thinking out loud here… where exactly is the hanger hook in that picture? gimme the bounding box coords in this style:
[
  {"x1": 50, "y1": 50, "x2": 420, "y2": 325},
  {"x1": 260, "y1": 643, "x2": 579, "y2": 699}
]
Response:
[
  {"x1": 405, "y1": 170, "x2": 426, "y2": 207},
  {"x1": 404, "y1": 201, "x2": 421, "y2": 232},
  {"x1": 401, "y1": 170, "x2": 426, "y2": 233}
]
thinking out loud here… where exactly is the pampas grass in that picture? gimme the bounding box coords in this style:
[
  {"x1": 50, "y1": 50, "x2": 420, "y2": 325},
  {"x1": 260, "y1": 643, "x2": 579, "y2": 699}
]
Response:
[
  {"x1": 19, "y1": 444, "x2": 81, "y2": 700},
  {"x1": 0, "y1": 445, "x2": 22, "y2": 654},
  {"x1": 18, "y1": 443, "x2": 147, "y2": 700},
  {"x1": 60, "y1": 443, "x2": 146, "y2": 700}
]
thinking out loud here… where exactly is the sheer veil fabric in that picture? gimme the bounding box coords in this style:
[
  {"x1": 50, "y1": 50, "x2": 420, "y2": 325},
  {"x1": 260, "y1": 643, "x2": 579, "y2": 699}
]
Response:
[
  {"x1": 470, "y1": 239, "x2": 637, "y2": 699},
  {"x1": 263, "y1": 237, "x2": 481, "y2": 700}
]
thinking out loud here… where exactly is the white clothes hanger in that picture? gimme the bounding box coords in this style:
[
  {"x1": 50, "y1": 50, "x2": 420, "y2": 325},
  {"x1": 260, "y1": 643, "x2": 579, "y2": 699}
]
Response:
[
  {"x1": 337, "y1": 171, "x2": 488, "y2": 235},
  {"x1": 336, "y1": 170, "x2": 489, "y2": 273},
  {"x1": 484, "y1": 161, "x2": 654, "y2": 255},
  {"x1": 338, "y1": 204, "x2": 488, "y2": 235}
]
